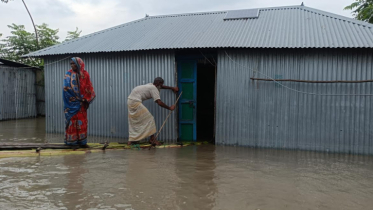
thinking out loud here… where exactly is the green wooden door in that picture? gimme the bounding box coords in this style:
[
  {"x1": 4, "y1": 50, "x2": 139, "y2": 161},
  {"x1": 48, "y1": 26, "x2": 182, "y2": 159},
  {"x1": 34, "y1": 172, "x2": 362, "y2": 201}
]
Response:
[{"x1": 178, "y1": 60, "x2": 197, "y2": 141}]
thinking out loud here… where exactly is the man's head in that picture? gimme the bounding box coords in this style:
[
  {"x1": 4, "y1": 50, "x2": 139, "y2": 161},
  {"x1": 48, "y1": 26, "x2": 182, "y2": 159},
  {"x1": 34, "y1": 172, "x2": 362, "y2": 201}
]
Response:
[{"x1": 153, "y1": 77, "x2": 164, "y2": 87}]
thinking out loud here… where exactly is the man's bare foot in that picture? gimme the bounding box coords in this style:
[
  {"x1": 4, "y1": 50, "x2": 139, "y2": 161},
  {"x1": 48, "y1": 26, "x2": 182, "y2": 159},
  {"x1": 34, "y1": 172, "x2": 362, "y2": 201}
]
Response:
[
  {"x1": 149, "y1": 136, "x2": 162, "y2": 146},
  {"x1": 128, "y1": 141, "x2": 136, "y2": 145}
]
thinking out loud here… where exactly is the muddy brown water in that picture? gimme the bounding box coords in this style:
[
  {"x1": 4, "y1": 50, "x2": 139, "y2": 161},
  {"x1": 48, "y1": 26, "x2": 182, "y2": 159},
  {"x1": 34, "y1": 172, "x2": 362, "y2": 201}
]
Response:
[
  {"x1": 0, "y1": 118, "x2": 122, "y2": 143},
  {"x1": 0, "y1": 118, "x2": 48, "y2": 143},
  {"x1": 1, "y1": 118, "x2": 373, "y2": 210}
]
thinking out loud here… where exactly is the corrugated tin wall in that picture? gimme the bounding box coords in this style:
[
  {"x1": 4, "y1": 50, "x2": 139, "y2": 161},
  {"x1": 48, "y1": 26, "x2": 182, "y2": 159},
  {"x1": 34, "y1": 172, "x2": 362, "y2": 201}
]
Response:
[
  {"x1": 44, "y1": 51, "x2": 177, "y2": 143},
  {"x1": 0, "y1": 67, "x2": 37, "y2": 120},
  {"x1": 217, "y1": 49, "x2": 373, "y2": 155},
  {"x1": 36, "y1": 84, "x2": 45, "y2": 116}
]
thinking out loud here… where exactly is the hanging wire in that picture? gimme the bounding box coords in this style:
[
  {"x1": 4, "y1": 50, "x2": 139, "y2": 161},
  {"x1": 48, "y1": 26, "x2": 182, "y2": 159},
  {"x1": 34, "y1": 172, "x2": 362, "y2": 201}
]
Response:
[
  {"x1": 224, "y1": 51, "x2": 373, "y2": 97},
  {"x1": 199, "y1": 50, "x2": 216, "y2": 66},
  {"x1": 1, "y1": 56, "x2": 71, "y2": 69}
]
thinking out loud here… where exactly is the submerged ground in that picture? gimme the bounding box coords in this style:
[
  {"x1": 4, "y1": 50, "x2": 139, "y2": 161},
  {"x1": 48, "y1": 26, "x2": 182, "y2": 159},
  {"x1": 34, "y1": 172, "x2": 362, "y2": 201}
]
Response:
[{"x1": 0, "y1": 118, "x2": 373, "y2": 210}]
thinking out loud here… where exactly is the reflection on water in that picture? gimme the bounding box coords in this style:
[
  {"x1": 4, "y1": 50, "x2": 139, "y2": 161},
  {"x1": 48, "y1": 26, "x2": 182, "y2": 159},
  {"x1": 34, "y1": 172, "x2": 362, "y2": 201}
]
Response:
[
  {"x1": 0, "y1": 118, "x2": 48, "y2": 143},
  {"x1": 1, "y1": 146, "x2": 373, "y2": 209},
  {"x1": 0, "y1": 118, "x2": 125, "y2": 143}
]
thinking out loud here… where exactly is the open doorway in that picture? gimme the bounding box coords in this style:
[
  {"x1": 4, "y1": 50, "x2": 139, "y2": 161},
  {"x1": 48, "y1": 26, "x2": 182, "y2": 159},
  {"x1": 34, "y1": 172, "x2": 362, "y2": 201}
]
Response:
[
  {"x1": 176, "y1": 50, "x2": 217, "y2": 142},
  {"x1": 197, "y1": 60, "x2": 215, "y2": 142}
]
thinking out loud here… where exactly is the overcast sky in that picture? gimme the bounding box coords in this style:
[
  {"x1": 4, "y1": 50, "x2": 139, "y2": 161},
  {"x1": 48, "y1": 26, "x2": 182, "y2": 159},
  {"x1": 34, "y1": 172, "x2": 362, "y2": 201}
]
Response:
[{"x1": 0, "y1": 0, "x2": 354, "y2": 41}]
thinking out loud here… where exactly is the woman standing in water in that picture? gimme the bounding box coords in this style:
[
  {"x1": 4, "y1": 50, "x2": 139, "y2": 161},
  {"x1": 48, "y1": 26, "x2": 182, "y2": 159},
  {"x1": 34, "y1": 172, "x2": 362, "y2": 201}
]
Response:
[{"x1": 63, "y1": 57, "x2": 96, "y2": 146}]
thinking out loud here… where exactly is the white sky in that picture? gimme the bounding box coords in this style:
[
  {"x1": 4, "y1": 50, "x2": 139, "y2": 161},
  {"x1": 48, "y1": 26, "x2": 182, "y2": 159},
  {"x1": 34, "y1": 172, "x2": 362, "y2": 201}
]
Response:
[{"x1": 0, "y1": 0, "x2": 354, "y2": 41}]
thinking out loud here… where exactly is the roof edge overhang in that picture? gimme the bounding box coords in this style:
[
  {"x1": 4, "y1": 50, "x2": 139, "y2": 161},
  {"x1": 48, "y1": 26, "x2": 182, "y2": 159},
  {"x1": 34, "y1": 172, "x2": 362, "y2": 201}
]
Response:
[
  {"x1": 23, "y1": 47, "x2": 373, "y2": 58},
  {"x1": 0, "y1": 58, "x2": 41, "y2": 70}
]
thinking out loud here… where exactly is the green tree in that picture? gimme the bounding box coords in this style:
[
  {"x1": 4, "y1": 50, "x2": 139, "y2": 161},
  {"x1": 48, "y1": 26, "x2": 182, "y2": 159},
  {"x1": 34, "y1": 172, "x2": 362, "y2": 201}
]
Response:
[
  {"x1": 345, "y1": 0, "x2": 373, "y2": 23},
  {"x1": 1, "y1": 23, "x2": 59, "y2": 67},
  {"x1": 2, "y1": 0, "x2": 40, "y2": 47},
  {"x1": 65, "y1": 27, "x2": 82, "y2": 42},
  {"x1": 0, "y1": 34, "x2": 5, "y2": 57},
  {"x1": 2, "y1": 24, "x2": 38, "y2": 65},
  {"x1": 37, "y1": 23, "x2": 59, "y2": 48}
]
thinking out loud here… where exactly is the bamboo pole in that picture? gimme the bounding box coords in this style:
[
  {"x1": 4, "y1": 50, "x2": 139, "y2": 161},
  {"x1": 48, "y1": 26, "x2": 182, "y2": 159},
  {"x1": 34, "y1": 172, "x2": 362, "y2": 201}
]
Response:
[
  {"x1": 155, "y1": 92, "x2": 183, "y2": 139},
  {"x1": 0, "y1": 143, "x2": 73, "y2": 149},
  {"x1": 0, "y1": 142, "x2": 207, "y2": 158},
  {"x1": 250, "y1": 77, "x2": 373, "y2": 83}
]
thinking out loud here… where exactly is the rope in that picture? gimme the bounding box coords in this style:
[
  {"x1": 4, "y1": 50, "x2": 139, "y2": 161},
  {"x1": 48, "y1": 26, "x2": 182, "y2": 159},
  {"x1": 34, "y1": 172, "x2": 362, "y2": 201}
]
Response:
[
  {"x1": 224, "y1": 51, "x2": 373, "y2": 97},
  {"x1": 1, "y1": 56, "x2": 71, "y2": 69},
  {"x1": 155, "y1": 92, "x2": 183, "y2": 139},
  {"x1": 199, "y1": 50, "x2": 216, "y2": 66}
]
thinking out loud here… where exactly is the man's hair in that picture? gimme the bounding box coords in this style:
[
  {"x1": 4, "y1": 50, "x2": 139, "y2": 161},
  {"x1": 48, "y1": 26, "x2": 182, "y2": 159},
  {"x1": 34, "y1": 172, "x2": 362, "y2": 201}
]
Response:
[{"x1": 153, "y1": 77, "x2": 164, "y2": 84}]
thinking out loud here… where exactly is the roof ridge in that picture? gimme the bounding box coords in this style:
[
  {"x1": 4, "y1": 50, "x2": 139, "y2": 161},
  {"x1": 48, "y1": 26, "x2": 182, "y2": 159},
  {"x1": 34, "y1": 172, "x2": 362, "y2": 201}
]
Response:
[
  {"x1": 146, "y1": 5, "x2": 303, "y2": 19},
  {"x1": 299, "y1": 6, "x2": 372, "y2": 28},
  {"x1": 147, "y1": 11, "x2": 225, "y2": 19},
  {"x1": 144, "y1": 5, "x2": 370, "y2": 28},
  {"x1": 258, "y1": 5, "x2": 373, "y2": 28}
]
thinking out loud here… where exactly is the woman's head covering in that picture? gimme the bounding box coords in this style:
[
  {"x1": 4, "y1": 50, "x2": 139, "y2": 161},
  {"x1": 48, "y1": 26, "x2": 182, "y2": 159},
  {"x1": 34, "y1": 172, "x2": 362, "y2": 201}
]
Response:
[{"x1": 71, "y1": 57, "x2": 85, "y2": 73}]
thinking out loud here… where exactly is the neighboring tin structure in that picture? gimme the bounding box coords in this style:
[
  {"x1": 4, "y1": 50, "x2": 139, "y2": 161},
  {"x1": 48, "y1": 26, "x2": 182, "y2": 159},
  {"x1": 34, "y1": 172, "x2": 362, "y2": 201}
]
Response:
[
  {"x1": 0, "y1": 58, "x2": 41, "y2": 120},
  {"x1": 25, "y1": 5, "x2": 373, "y2": 154}
]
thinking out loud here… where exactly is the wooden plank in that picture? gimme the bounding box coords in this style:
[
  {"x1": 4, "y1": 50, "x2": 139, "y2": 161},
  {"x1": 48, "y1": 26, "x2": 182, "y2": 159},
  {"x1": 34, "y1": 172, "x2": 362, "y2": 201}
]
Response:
[
  {"x1": 0, "y1": 143, "x2": 66, "y2": 146},
  {"x1": 0, "y1": 143, "x2": 75, "y2": 150},
  {"x1": 0, "y1": 145, "x2": 73, "y2": 149}
]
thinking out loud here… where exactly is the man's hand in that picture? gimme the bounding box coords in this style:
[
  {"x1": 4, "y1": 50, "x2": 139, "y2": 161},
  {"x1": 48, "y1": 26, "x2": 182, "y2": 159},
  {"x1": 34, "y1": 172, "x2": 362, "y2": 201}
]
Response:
[
  {"x1": 172, "y1": 87, "x2": 179, "y2": 94},
  {"x1": 156, "y1": 99, "x2": 175, "y2": 111},
  {"x1": 161, "y1": 85, "x2": 179, "y2": 94}
]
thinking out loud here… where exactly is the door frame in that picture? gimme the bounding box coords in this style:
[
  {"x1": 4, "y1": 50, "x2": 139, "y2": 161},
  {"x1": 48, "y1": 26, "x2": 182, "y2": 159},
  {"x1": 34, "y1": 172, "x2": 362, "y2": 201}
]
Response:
[{"x1": 176, "y1": 54, "x2": 217, "y2": 141}]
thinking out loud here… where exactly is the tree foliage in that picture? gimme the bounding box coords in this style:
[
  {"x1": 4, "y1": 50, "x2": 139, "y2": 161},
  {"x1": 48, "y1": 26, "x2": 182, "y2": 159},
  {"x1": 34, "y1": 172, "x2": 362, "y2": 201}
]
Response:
[
  {"x1": 345, "y1": 0, "x2": 373, "y2": 23},
  {"x1": 0, "y1": 23, "x2": 59, "y2": 67},
  {"x1": 37, "y1": 23, "x2": 60, "y2": 48},
  {"x1": 1, "y1": 0, "x2": 81, "y2": 67},
  {"x1": 0, "y1": 34, "x2": 5, "y2": 57},
  {"x1": 65, "y1": 27, "x2": 82, "y2": 42},
  {"x1": 0, "y1": 24, "x2": 81, "y2": 67},
  {"x1": 0, "y1": 38, "x2": 6, "y2": 59}
]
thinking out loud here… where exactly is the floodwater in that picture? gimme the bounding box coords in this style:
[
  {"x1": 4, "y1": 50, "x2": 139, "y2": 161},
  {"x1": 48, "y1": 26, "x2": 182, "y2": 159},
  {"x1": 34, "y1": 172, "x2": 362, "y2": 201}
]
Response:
[
  {"x1": 0, "y1": 118, "x2": 122, "y2": 143},
  {"x1": 0, "y1": 118, "x2": 48, "y2": 143},
  {"x1": 1, "y1": 119, "x2": 373, "y2": 210}
]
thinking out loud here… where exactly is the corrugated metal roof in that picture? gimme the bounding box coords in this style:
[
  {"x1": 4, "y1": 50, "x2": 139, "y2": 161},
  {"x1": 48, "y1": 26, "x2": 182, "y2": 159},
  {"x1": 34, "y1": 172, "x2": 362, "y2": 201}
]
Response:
[
  {"x1": 25, "y1": 5, "x2": 373, "y2": 57},
  {"x1": 0, "y1": 58, "x2": 40, "y2": 70}
]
